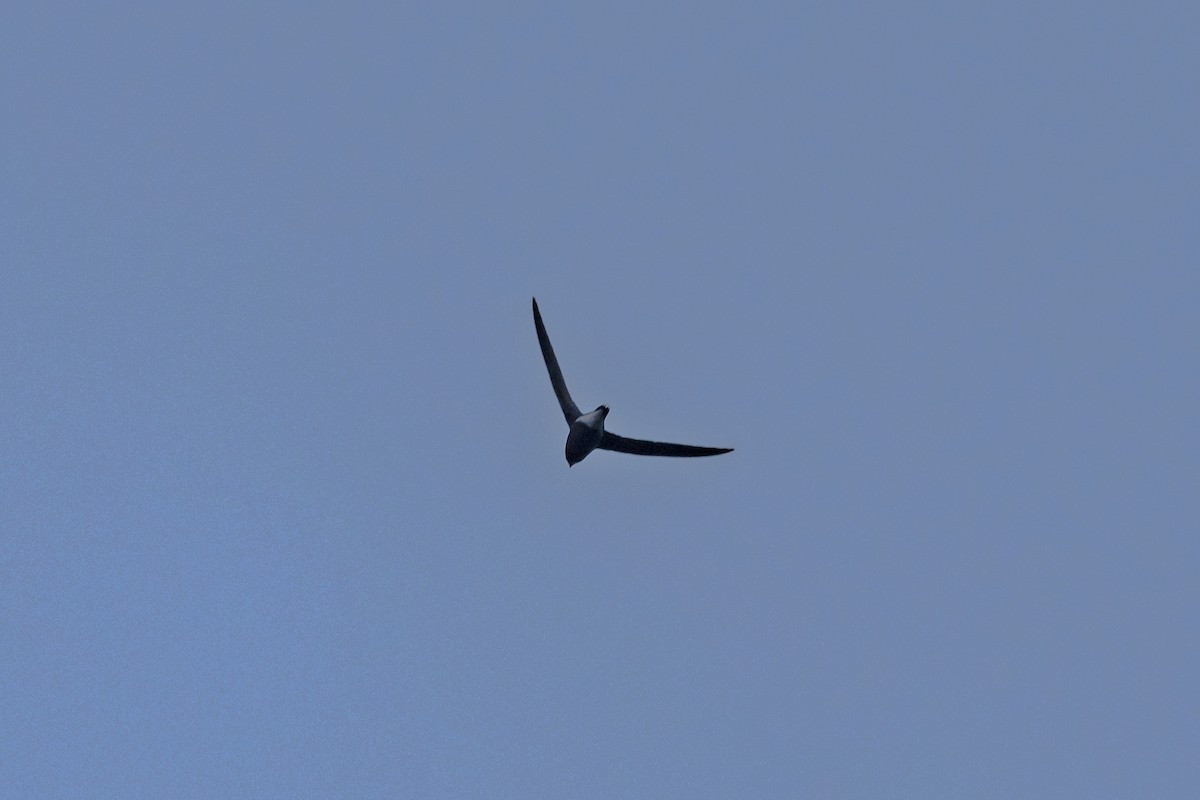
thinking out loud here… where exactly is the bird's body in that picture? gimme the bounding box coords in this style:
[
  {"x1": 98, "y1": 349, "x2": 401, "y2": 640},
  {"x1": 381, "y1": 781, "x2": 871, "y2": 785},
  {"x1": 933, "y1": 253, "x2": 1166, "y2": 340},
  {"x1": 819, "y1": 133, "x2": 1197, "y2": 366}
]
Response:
[
  {"x1": 532, "y1": 297, "x2": 733, "y2": 467},
  {"x1": 565, "y1": 406, "x2": 609, "y2": 466}
]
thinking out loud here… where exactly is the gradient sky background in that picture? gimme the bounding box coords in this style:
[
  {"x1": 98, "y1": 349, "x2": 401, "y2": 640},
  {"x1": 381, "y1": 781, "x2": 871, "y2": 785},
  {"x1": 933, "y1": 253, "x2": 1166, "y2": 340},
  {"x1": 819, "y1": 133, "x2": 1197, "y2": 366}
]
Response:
[{"x1": 2, "y1": 3, "x2": 1196, "y2": 798}]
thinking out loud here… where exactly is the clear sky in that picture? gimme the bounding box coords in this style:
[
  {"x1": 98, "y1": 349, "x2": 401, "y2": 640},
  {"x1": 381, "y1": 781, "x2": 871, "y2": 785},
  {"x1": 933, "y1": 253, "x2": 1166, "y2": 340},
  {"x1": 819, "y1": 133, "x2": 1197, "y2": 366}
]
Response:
[{"x1": 2, "y1": 3, "x2": 1196, "y2": 798}]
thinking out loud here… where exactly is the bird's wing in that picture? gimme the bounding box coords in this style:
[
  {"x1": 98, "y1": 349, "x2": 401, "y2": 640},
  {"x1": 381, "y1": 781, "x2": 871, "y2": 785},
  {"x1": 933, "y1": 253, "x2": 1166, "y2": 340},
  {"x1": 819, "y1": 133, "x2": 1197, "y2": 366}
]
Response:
[
  {"x1": 598, "y1": 431, "x2": 733, "y2": 458},
  {"x1": 532, "y1": 298, "x2": 581, "y2": 425}
]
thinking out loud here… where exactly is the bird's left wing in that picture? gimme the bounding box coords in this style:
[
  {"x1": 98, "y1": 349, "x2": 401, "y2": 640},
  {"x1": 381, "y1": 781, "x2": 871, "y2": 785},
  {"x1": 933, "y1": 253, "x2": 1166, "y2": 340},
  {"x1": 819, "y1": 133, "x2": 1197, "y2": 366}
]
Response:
[
  {"x1": 532, "y1": 298, "x2": 582, "y2": 425},
  {"x1": 598, "y1": 431, "x2": 733, "y2": 458}
]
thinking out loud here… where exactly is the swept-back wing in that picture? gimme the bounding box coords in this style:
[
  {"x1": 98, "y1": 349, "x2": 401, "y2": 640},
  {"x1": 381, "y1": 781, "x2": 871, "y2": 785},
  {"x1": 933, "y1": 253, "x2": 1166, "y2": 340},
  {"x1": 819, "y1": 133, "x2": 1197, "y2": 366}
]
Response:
[
  {"x1": 532, "y1": 298, "x2": 581, "y2": 424},
  {"x1": 599, "y1": 431, "x2": 732, "y2": 458}
]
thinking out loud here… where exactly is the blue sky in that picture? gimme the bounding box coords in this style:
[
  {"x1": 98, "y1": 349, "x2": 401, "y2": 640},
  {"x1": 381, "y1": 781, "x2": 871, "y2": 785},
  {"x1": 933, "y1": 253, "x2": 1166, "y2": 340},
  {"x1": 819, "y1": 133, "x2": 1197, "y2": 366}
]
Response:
[{"x1": 2, "y1": 3, "x2": 1196, "y2": 797}]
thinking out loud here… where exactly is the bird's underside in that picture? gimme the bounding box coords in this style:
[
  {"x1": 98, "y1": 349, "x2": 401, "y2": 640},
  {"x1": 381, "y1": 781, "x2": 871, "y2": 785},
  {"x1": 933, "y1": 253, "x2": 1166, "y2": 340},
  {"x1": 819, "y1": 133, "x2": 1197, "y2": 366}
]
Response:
[{"x1": 533, "y1": 297, "x2": 733, "y2": 466}]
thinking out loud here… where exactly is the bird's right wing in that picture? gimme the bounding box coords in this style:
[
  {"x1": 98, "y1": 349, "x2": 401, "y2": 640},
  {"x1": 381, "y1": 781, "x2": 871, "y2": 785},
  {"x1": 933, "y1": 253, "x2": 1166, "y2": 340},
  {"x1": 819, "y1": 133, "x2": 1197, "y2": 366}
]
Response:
[
  {"x1": 598, "y1": 431, "x2": 733, "y2": 458},
  {"x1": 532, "y1": 298, "x2": 581, "y2": 425}
]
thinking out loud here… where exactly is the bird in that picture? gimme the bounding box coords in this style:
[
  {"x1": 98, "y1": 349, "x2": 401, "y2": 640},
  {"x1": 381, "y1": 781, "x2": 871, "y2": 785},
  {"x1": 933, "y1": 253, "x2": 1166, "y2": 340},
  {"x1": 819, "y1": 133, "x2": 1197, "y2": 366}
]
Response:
[{"x1": 532, "y1": 297, "x2": 733, "y2": 467}]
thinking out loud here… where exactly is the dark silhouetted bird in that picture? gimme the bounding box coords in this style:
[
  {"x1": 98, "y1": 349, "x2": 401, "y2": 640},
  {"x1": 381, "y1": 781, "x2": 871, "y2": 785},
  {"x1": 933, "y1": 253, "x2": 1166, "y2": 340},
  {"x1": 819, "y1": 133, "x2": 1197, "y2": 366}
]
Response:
[{"x1": 533, "y1": 297, "x2": 734, "y2": 466}]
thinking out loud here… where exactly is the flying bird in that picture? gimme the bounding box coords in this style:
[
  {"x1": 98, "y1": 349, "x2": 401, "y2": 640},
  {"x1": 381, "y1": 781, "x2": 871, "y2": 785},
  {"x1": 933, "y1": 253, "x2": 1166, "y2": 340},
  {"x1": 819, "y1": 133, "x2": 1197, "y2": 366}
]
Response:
[{"x1": 532, "y1": 297, "x2": 733, "y2": 466}]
